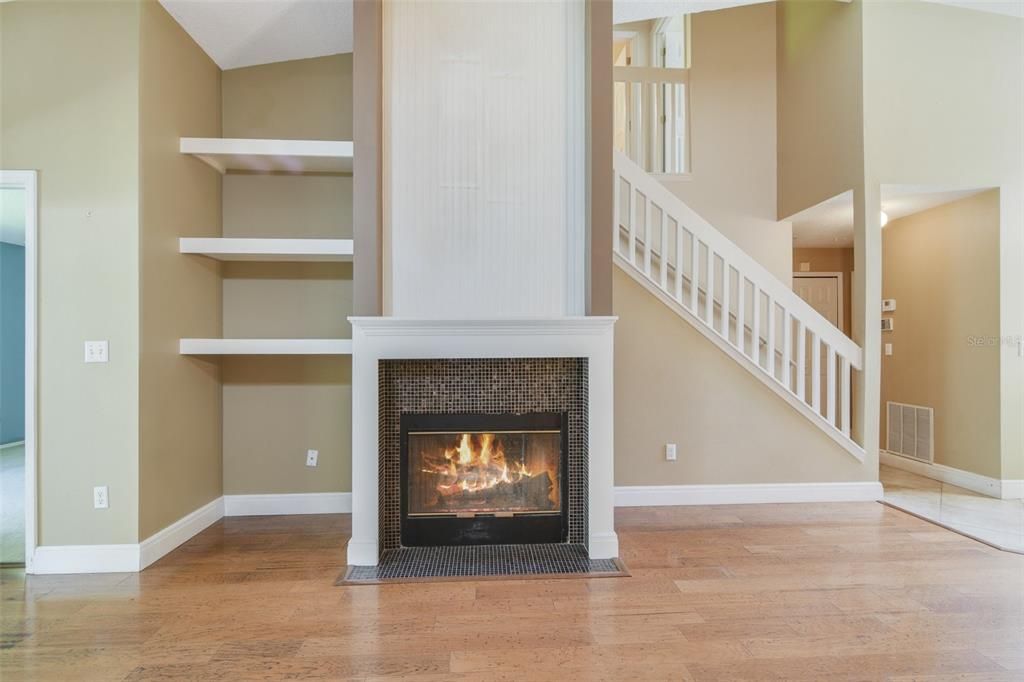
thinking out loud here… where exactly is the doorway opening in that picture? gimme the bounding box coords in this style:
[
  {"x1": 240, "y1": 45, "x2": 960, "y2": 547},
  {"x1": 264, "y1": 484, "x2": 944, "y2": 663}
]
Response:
[{"x1": 1, "y1": 171, "x2": 36, "y2": 570}]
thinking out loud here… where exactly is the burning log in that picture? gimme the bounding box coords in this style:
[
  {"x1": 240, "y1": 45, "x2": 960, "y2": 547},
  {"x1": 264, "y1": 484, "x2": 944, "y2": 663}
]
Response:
[{"x1": 434, "y1": 470, "x2": 555, "y2": 513}]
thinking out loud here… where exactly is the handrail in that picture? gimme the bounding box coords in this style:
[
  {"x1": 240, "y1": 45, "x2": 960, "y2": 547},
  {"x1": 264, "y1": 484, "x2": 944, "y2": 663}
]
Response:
[{"x1": 613, "y1": 149, "x2": 862, "y2": 441}]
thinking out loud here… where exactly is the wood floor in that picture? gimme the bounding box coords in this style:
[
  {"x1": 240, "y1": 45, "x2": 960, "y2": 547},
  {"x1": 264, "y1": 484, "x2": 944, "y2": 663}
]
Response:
[{"x1": 2, "y1": 503, "x2": 1023, "y2": 681}]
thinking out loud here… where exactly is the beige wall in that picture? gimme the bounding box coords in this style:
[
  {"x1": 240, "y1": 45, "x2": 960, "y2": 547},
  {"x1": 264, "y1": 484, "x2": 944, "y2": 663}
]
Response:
[
  {"x1": 776, "y1": 0, "x2": 879, "y2": 471},
  {"x1": 138, "y1": 0, "x2": 223, "y2": 540},
  {"x1": 1, "y1": 0, "x2": 142, "y2": 545},
  {"x1": 863, "y1": 2, "x2": 1023, "y2": 480},
  {"x1": 661, "y1": 2, "x2": 791, "y2": 283},
  {"x1": 776, "y1": 0, "x2": 864, "y2": 218},
  {"x1": 792, "y1": 247, "x2": 854, "y2": 335},
  {"x1": 880, "y1": 191, "x2": 1001, "y2": 478},
  {"x1": 221, "y1": 55, "x2": 353, "y2": 495},
  {"x1": 221, "y1": 53, "x2": 352, "y2": 140},
  {"x1": 614, "y1": 268, "x2": 868, "y2": 486}
]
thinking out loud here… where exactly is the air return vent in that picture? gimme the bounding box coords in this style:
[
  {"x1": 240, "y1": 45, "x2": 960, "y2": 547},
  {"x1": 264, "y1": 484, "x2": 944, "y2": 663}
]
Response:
[{"x1": 886, "y1": 401, "x2": 934, "y2": 463}]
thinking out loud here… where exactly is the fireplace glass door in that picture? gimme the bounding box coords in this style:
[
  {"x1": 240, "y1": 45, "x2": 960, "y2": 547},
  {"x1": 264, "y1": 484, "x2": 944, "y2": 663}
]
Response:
[
  {"x1": 408, "y1": 431, "x2": 561, "y2": 516},
  {"x1": 400, "y1": 413, "x2": 568, "y2": 546}
]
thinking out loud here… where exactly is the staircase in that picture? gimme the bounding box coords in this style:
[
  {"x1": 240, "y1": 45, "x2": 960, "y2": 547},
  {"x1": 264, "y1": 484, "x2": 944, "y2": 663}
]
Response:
[{"x1": 613, "y1": 150, "x2": 865, "y2": 460}]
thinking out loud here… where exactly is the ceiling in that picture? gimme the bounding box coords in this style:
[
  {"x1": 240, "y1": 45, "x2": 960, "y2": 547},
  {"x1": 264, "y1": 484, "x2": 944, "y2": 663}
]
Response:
[
  {"x1": 159, "y1": 0, "x2": 352, "y2": 70},
  {"x1": 156, "y1": 1, "x2": 1021, "y2": 71},
  {"x1": 0, "y1": 188, "x2": 25, "y2": 246},
  {"x1": 788, "y1": 186, "x2": 991, "y2": 248}
]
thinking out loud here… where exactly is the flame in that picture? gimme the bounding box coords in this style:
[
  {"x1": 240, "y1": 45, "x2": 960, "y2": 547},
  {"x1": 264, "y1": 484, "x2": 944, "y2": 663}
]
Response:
[{"x1": 419, "y1": 433, "x2": 557, "y2": 506}]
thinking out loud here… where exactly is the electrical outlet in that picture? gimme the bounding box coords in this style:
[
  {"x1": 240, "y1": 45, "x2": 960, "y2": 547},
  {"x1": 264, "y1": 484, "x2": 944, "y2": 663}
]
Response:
[
  {"x1": 665, "y1": 443, "x2": 677, "y2": 461},
  {"x1": 93, "y1": 486, "x2": 109, "y2": 509},
  {"x1": 306, "y1": 449, "x2": 319, "y2": 467},
  {"x1": 84, "y1": 340, "x2": 109, "y2": 363}
]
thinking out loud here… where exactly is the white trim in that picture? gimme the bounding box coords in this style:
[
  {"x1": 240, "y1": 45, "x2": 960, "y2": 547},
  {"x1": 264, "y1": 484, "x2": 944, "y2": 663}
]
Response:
[
  {"x1": 24, "y1": 494, "x2": 358, "y2": 575},
  {"x1": 179, "y1": 138, "x2": 353, "y2": 174},
  {"x1": 179, "y1": 338, "x2": 353, "y2": 355},
  {"x1": 223, "y1": 492, "x2": 352, "y2": 516},
  {"x1": 880, "y1": 450, "x2": 1021, "y2": 499},
  {"x1": 565, "y1": 0, "x2": 585, "y2": 315},
  {"x1": 31, "y1": 544, "x2": 140, "y2": 575},
  {"x1": 2, "y1": 170, "x2": 37, "y2": 572},
  {"x1": 349, "y1": 316, "x2": 616, "y2": 336},
  {"x1": 139, "y1": 497, "x2": 224, "y2": 569},
  {"x1": 793, "y1": 271, "x2": 845, "y2": 334},
  {"x1": 1001, "y1": 480, "x2": 1024, "y2": 500},
  {"x1": 614, "y1": 481, "x2": 883, "y2": 507},
  {"x1": 588, "y1": 532, "x2": 621, "y2": 559},
  {"x1": 179, "y1": 238, "x2": 353, "y2": 262}
]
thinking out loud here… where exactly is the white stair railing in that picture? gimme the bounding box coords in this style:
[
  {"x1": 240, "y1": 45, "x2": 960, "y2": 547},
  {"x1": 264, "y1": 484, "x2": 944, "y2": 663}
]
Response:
[
  {"x1": 613, "y1": 150, "x2": 863, "y2": 453},
  {"x1": 613, "y1": 66, "x2": 688, "y2": 174}
]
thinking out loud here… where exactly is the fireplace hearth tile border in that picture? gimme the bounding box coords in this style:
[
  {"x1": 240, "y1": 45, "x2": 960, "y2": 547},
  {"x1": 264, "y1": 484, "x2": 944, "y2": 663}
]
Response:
[
  {"x1": 378, "y1": 358, "x2": 588, "y2": 554},
  {"x1": 337, "y1": 544, "x2": 627, "y2": 584}
]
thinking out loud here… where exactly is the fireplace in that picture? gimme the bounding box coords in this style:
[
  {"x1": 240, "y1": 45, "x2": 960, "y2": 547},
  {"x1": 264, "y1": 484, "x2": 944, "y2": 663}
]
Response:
[
  {"x1": 348, "y1": 320, "x2": 619, "y2": 568},
  {"x1": 400, "y1": 412, "x2": 569, "y2": 547}
]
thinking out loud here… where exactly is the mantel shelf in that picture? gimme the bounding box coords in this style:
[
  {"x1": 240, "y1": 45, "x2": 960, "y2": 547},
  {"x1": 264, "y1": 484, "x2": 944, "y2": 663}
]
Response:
[
  {"x1": 179, "y1": 339, "x2": 353, "y2": 356},
  {"x1": 180, "y1": 138, "x2": 353, "y2": 174},
  {"x1": 179, "y1": 238, "x2": 353, "y2": 262}
]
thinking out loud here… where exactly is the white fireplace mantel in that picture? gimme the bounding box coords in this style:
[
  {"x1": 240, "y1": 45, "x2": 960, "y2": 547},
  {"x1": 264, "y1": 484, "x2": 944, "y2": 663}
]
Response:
[{"x1": 346, "y1": 317, "x2": 619, "y2": 566}]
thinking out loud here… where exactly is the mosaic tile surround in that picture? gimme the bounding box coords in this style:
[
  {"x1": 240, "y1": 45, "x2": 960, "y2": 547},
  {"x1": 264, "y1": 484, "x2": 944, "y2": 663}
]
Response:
[
  {"x1": 378, "y1": 358, "x2": 589, "y2": 555},
  {"x1": 341, "y1": 544, "x2": 623, "y2": 583}
]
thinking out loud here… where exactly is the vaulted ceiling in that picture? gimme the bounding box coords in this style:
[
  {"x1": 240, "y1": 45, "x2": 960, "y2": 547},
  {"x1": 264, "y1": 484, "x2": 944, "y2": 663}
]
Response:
[
  {"x1": 158, "y1": 0, "x2": 352, "y2": 70},
  {"x1": 158, "y1": 0, "x2": 1021, "y2": 71}
]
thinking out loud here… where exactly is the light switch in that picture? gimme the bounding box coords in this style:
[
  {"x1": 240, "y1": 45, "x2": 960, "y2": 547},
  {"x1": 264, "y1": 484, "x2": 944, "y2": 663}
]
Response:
[
  {"x1": 84, "y1": 340, "x2": 109, "y2": 363},
  {"x1": 665, "y1": 443, "x2": 677, "y2": 461},
  {"x1": 882, "y1": 299, "x2": 896, "y2": 312},
  {"x1": 885, "y1": 343, "x2": 893, "y2": 356}
]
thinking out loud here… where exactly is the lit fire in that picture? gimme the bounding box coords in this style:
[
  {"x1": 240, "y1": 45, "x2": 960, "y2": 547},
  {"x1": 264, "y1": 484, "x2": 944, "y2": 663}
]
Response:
[{"x1": 424, "y1": 433, "x2": 532, "y2": 495}]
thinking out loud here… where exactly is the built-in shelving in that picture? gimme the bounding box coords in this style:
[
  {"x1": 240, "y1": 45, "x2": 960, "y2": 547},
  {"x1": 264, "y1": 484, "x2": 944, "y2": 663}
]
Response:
[
  {"x1": 180, "y1": 138, "x2": 353, "y2": 174},
  {"x1": 179, "y1": 238, "x2": 353, "y2": 262},
  {"x1": 179, "y1": 339, "x2": 353, "y2": 356}
]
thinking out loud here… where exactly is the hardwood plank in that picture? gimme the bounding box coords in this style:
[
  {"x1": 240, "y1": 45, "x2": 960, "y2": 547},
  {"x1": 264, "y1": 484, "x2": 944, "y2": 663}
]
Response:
[{"x1": 1, "y1": 505, "x2": 1021, "y2": 680}]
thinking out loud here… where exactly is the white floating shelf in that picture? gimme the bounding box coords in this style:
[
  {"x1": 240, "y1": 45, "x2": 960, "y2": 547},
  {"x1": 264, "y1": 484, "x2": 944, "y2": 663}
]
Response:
[
  {"x1": 179, "y1": 238, "x2": 353, "y2": 262},
  {"x1": 180, "y1": 138, "x2": 353, "y2": 174},
  {"x1": 179, "y1": 339, "x2": 353, "y2": 355}
]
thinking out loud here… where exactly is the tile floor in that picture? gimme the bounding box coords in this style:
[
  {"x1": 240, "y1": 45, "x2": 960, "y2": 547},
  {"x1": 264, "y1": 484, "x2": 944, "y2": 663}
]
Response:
[{"x1": 881, "y1": 463, "x2": 1024, "y2": 553}]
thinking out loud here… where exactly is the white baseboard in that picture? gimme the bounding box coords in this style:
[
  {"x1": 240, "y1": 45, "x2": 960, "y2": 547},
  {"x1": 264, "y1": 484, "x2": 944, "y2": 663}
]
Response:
[
  {"x1": 881, "y1": 451, "x2": 1022, "y2": 499},
  {"x1": 345, "y1": 539, "x2": 379, "y2": 567},
  {"x1": 29, "y1": 494, "x2": 353, "y2": 574},
  {"x1": 30, "y1": 497, "x2": 225, "y2": 575},
  {"x1": 223, "y1": 492, "x2": 352, "y2": 516},
  {"x1": 1002, "y1": 480, "x2": 1024, "y2": 500},
  {"x1": 614, "y1": 481, "x2": 883, "y2": 507},
  {"x1": 139, "y1": 497, "x2": 224, "y2": 569},
  {"x1": 588, "y1": 531, "x2": 620, "y2": 559},
  {"x1": 32, "y1": 544, "x2": 140, "y2": 574}
]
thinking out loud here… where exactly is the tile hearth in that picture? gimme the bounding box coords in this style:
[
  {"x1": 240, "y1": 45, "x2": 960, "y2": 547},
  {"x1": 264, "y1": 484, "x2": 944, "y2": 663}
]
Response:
[{"x1": 339, "y1": 544, "x2": 626, "y2": 584}]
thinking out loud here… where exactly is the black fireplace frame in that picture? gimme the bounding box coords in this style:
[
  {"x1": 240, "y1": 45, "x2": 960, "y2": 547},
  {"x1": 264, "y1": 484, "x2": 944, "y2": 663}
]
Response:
[{"x1": 399, "y1": 412, "x2": 570, "y2": 547}]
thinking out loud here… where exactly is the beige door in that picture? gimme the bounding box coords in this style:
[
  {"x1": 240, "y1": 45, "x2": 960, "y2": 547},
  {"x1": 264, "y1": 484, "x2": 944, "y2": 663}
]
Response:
[{"x1": 793, "y1": 276, "x2": 841, "y2": 412}]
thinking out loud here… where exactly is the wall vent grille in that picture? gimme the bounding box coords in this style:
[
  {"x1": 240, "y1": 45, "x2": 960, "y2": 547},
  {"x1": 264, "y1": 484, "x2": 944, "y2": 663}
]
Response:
[{"x1": 886, "y1": 401, "x2": 934, "y2": 463}]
